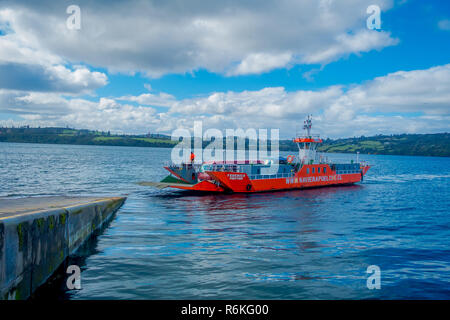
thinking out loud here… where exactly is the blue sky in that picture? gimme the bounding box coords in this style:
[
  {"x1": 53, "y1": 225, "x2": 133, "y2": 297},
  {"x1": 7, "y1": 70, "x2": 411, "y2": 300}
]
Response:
[{"x1": 0, "y1": 0, "x2": 449, "y2": 138}]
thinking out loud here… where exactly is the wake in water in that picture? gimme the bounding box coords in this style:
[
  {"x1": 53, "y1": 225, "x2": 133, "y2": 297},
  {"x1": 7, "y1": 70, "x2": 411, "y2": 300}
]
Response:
[{"x1": 365, "y1": 173, "x2": 450, "y2": 183}]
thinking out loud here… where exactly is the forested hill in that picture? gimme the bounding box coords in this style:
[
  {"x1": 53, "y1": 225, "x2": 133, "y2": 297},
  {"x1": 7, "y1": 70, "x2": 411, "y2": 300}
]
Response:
[
  {"x1": 316, "y1": 133, "x2": 450, "y2": 157},
  {"x1": 0, "y1": 127, "x2": 449, "y2": 157},
  {"x1": 0, "y1": 127, "x2": 178, "y2": 148}
]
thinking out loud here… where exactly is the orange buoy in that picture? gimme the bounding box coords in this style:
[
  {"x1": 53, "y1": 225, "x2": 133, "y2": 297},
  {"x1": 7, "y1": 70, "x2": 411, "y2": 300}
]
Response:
[{"x1": 287, "y1": 155, "x2": 295, "y2": 163}]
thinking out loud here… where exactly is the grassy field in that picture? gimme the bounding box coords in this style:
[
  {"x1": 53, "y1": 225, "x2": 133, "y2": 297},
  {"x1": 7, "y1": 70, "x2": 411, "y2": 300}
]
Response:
[
  {"x1": 92, "y1": 136, "x2": 122, "y2": 142},
  {"x1": 132, "y1": 137, "x2": 178, "y2": 145}
]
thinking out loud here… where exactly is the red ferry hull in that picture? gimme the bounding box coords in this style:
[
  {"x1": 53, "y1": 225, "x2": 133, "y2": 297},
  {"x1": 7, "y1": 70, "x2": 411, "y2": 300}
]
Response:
[{"x1": 167, "y1": 164, "x2": 370, "y2": 193}]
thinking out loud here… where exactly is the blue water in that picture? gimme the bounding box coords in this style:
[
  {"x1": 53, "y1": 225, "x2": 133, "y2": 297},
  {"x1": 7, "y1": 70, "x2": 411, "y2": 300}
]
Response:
[{"x1": 1, "y1": 142, "x2": 449, "y2": 299}]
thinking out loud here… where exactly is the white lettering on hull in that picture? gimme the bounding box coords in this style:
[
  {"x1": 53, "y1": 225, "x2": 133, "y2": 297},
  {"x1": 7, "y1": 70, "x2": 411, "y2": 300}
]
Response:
[
  {"x1": 227, "y1": 174, "x2": 245, "y2": 180},
  {"x1": 285, "y1": 175, "x2": 343, "y2": 184}
]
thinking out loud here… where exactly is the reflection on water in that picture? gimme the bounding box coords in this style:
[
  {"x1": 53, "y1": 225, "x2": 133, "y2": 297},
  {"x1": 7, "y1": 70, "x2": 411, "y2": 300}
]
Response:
[{"x1": 1, "y1": 142, "x2": 450, "y2": 299}]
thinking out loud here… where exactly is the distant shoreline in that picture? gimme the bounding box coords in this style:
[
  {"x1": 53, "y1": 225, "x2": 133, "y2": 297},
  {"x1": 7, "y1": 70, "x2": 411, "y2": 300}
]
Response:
[
  {"x1": 1, "y1": 127, "x2": 449, "y2": 157},
  {"x1": 2, "y1": 140, "x2": 450, "y2": 159}
]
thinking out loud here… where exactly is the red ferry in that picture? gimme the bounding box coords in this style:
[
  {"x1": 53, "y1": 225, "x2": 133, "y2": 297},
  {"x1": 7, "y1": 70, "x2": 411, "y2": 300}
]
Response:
[{"x1": 140, "y1": 116, "x2": 370, "y2": 193}]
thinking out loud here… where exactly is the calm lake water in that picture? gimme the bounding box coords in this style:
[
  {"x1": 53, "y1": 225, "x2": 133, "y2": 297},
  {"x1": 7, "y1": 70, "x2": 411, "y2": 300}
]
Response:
[{"x1": 1, "y1": 142, "x2": 449, "y2": 299}]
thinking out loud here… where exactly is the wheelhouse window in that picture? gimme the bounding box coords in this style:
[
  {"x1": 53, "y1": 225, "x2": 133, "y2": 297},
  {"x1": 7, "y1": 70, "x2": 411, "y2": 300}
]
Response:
[
  {"x1": 324, "y1": 167, "x2": 327, "y2": 173},
  {"x1": 312, "y1": 167, "x2": 315, "y2": 174},
  {"x1": 306, "y1": 168, "x2": 310, "y2": 174}
]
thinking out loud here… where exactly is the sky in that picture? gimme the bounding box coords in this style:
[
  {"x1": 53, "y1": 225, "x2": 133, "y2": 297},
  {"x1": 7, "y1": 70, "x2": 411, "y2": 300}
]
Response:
[{"x1": 0, "y1": 0, "x2": 449, "y2": 138}]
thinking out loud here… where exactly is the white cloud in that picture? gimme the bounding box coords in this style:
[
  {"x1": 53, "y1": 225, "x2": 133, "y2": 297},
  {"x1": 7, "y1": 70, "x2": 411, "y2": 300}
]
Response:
[
  {"x1": 15, "y1": 92, "x2": 68, "y2": 107},
  {"x1": 117, "y1": 92, "x2": 176, "y2": 107},
  {"x1": 55, "y1": 65, "x2": 107, "y2": 91},
  {"x1": 438, "y1": 19, "x2": 450, "y2": 31},
  {"x1": 227, "y1": 52, "x2": 293, "y2": 76},
  {"x1": 166, "y1": 64, "x2": 450, "y2": 136},
  {"x1": 302, "y1": 30, "x2": 399, "y2": 64},
  {"x1": 0, "y1": 92, "x2": 159, "y2": 133},
  {"x1": 60, "y1": 99, "x2": 159, "y2": 133},
  {"x1": 0, "y1": 62, "x2": 107, "y2": 93},
  {"x1": 169, "y1": 64, "x2": 450, "y2": 120},
  {"x1": 0, "y1": 0, "x2": 397, "y2": 77},
  {"x1": 2, "y1": 64, "x2": 449, "y2": 138},
  {"x1": 0, "y1": 9, "x2": 108, "y2": 94},
  {"x1": 345, "y1": 64, "x2": 450, "y2": 114}
]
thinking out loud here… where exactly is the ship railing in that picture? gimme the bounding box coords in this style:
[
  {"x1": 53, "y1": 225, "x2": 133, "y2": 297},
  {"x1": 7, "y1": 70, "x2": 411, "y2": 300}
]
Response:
[
  {"x1": 202, "y1": 164, "x2": 242, "y2": 172},
  {"x1": 248, "y1": 173, "x2": 295, "y2": 180},
  {"x1": 164, "y1": 161, "x2": 203, "y2": 170},
  {"x1": 294, "y1": 134, "x2": 321, "y2": 139}
]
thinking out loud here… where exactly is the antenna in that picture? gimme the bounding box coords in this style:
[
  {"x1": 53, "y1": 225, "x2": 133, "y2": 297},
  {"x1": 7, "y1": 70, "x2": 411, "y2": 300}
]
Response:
[{"x1": 303, "y1": 114, "x2": 312, "y2": 137}]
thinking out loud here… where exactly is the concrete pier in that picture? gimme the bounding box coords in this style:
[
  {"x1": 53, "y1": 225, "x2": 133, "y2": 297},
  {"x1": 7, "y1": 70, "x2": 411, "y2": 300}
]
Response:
[{"x1": 0, "y1": 196, "x2": 126, "y2": 300}]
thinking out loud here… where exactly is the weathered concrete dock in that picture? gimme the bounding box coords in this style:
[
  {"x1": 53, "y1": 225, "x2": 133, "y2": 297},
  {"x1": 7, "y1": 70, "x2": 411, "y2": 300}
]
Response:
[{"x1": 0, "y1": 196, "x2": 126, "y2": 300}]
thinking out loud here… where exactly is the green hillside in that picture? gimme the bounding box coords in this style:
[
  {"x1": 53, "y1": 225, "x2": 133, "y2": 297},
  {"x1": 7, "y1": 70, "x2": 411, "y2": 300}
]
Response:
[
  {"x1": 0, "y1": 127, "x2": 448, "y2": 157},
  {"x1": 317, "y1": 133, "x2": 450, "y2": 157},
  {"x1": 0, "y1": 127, "x2": 177, "y2": 148}
]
